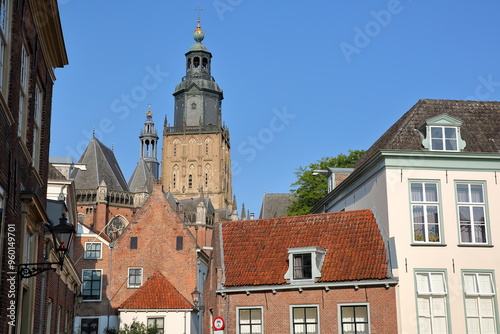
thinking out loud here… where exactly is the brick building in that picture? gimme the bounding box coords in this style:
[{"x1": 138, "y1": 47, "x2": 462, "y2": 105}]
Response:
[
  {"x1": 204, "y1": 210, "x2": 398, "y2": 334},
  {"x1": 0, "y1": 0, "x2": 77, "y2": 333}
]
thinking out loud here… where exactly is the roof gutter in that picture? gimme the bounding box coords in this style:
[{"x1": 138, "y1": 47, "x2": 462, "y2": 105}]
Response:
[{"x1": 216, "y1": 278, "x2": 399, "y2": 295}]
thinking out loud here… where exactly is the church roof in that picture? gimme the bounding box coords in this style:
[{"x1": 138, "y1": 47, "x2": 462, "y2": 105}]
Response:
[
  {"x1": 71, "y1": 137, "x2": 129, "y2": 191},
  {"x1": 119, "y1": 272, "x2": 194, "y2": 310},
  {"x1": 128, "y1": 159, "x2": 154, "y2": 193},
  {"x1": 355, "y1": 99, "x2": 500, "y2": 168},
  {"x1": 220, "y1": 210, "x2": 389, "y2": 287},
  {"x1": 259, "y1": 193, "x2": 295, "y2": 219}
]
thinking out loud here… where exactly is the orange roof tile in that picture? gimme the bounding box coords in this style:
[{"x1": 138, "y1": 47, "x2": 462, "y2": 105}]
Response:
[
  {"x1": 119, "y1": 272, "x2": 194, "y2": 309},
  {"x1": 221, "y1": 210, "x2": 388, "y2": 287}
]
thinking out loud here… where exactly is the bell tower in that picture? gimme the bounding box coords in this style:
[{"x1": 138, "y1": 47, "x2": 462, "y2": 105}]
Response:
[
  {"x1": 140, "y1": 105, "x2": 160, "y2": 179},
  {"x1": 162, "y1": 18, "x2": 233, "y2": 213}
]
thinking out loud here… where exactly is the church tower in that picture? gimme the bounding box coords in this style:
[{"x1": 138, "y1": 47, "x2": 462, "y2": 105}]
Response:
[
  {"x1": 162, "y1": 18, "x2": 232, "y2": 213},
  {"x1": 139, "y1": 106, "x2": 160, "y2": 179}
]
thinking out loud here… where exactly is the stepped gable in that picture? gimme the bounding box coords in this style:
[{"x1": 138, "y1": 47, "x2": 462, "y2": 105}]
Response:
[
  {"x1": 355, "y1": 99, "x2": 500, "y2": 168},
  {"x1": 71, "y1": 137, "x2": 129, "y2": 191},
  {"x1": 119, "y1": 272, "x2": 193, "y2": 309},
  {"x1": 221, "y1": 209, "x2": 388, "y2": 287},
  {"x1": 128, "y1": 159, "x2": 154, "y2": 193}
]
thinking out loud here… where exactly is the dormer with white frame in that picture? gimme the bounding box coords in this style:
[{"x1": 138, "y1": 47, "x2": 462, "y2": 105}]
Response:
[
  {"x1": 284, "y1": 246, "x2": 326, "y2": 284},
  {"x1": 420, "y1": 113, "x2": 466, "y2": 151}
]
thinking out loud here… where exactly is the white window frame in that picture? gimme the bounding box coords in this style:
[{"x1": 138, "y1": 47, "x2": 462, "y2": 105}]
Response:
[
  {"x1": 290, "y1": 304, "x2": 319, "y2": 334},
  {"x1": 80, "y1": 317, "x2": 99, "y2": 334},
  {"x1": 18, "y1": 41, "x2": 29, "y2": 141},
  {"x1": 463, "y1": 271, "x2": 498, "y2": 334},
  {"x1": 147, "y1": 317, "x2": 165, "y2": 333},
  {"x1": 237, "y1": 306, "x2": 263, "y2": 334},
  {"x1": 84, "y1": 242, "x2": 102, "y2": 259},
  {"x1": 410, "y1": 181, "x2": 442, "y2": 244},
  {"x1": 456, "y1": 182, "x2": 489, "y2": 245},
  {"x1": 415, "y1": 271, "x2": 450, "y2": 334},
  {"x1": 128, "y1": 267, "x2": 143, "y2": 288},
  {"x1": 0, "y1": 0, "x2": 10, "y2": 95},
  {"x1": 32, "y1": 83, "x2": 43, "y2": 169},
  {"x1": 430, "y1": 126, "x2": 459, "y2": 151},
  {"x1": 338, "y1": 303, "x2": 371, "y2": 334},
  {"x1": 81, "y1": 269, "x2": 103, "y2": 302},
  {"x1": 285, "y1": 247, "x2": 326, "y2": 284}
]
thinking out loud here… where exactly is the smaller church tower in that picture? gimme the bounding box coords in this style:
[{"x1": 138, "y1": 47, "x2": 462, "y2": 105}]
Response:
[{"x1": 139, "y1": 105, "x2": 160, "y2": 179}]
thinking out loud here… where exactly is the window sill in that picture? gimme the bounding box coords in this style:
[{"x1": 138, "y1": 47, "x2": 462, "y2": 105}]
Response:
[
  {"x1": 411, "y1": 243, "x2": 447, "y2": 247},
  {"x1": 458, "y1": 243, "x2": 493, "y2": 248}
]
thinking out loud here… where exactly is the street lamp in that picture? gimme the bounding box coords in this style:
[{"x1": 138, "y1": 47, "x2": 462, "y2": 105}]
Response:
[
  {"x1": 18, "y1": 213, "x2": 75, "y2": 279},
  {"x1": 191, "y1": 287, "x2": 201, "y2": 307}
]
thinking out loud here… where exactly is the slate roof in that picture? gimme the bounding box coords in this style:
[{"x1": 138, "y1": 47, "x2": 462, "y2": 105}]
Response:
[
  {"x1": 221, "y1": 210, "x2": 388, "y2": 287},
  {"x1": 48, "y1": 163, "x2": 66, "y2": 180},
  {"x1": 128, "y1": 159, "x2": 154, "y2": 193},
  {"x1": 259, "y1": 193, "x2": 295, "y2": 219},
  {"x1": 355, "y1": 99, "x2": 500, "y2": 168},
  {"x1": 71, "y1": 137, "x2": 129, "y2": 191},
  {"x1": 119, "y1": 272, "x2": 193, "y2": 309}
]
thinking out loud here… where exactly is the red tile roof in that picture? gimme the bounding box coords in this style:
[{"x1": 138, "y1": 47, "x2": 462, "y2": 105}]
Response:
[
  {"x1": 119, "y1": 272, "x2": 194, "y2": 309},
  {"x1": 221, "y1": 210, "x2": 388, "y2": 287}
]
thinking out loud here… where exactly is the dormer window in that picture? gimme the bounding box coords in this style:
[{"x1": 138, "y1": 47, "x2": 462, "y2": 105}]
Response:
[
  {"x1": 293, "y1": 253, "x2": 312, "y2": 279},
  {"x1": 285, "y1": 247, "x2": 326, "y2": 283},
  {"x1": 430, "y1": 126, "x2": 458, "y2": 151},
  {"x1": 420, "y1": 114, "x2": 466, "y2": 152}
]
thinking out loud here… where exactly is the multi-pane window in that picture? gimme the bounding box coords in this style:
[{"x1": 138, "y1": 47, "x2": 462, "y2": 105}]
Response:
[
  {"x1": 128, "y1": 267, "x2": 142, "y2": 288},
  {"x1": 82, "y1": 270, "x2": 102, "y2": 301},
  {"x1": 32, "y1": 84, "x2": 42, "y2": 169},
  {"x1": 430, "y1": 126, "x2": 458, "y2": 151},
  {"x1": 0, "y1": 0, "x2": 10, "y2": 94},
  {"x1": 340, "y1": 305, "x2": 369, "y2": 334},
  {"x1": 456, "y1": 183, "x2": 487, "y2": 244},
  {"x1": 147, "y1": 318, "x2": 164, "y2": 333},
  {"x1": 411, "y1": 182, "x2": 441, "y2": 243},
  {"x1": 416, "y1": 271, "x2": 449, "y2": 334},
  {"x1": 292, "y1": 306, "x2": 318, "y2": 334},
  {"x1": 293, "y1": 254, "x2": 312, "y2": 279},
  {"x1": 463, "y1": 272, "x2": 497, "y2": 334},
  {"x1": 238, "y1": 308, "x2": 262, "y2": 334},
  {"x1": 18, "y1": 42, "x2": 29, "y2": 140},
  {"x1": 84, "y1": 242, "x2": 102, "y2": 259},
  {"x1": 80, "y1": 318, "x2": 99, "y2": 334}
]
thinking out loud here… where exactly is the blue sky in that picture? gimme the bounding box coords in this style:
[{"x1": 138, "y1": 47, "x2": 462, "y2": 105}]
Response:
[{"x1": 50, "y1": 0, "x2": 500, "y2": 215}]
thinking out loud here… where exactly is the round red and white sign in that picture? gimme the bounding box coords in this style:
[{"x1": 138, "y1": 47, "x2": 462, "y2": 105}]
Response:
[{"x1": 213, "y1": 317, "x2": 225, "y2": 330}]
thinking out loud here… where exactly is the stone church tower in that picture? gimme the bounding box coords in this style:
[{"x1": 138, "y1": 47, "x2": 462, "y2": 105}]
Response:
[{"x1": 162, "y1": 19, "x2": 233, "y2": 213}]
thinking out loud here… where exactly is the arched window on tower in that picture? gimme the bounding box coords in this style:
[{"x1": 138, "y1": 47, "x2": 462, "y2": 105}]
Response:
[
  {"x1": 193, "y1": 57, "x2": 200, "y2": 68},
  {"x1": 173, "y1": 174, "x2": 176, "y2": 188},
  {"x1": 202, "y1": 57, "x2": 208, "y2": 68},
  {"x1": 188, "y1": 174, "x2": 193, "y2": 188},
  {"x1": 205, "y1": 173, "x2": 208, "y2": 188},
  {"x1": 187, "y1": 58, "x2": 192, "y2": 70}
]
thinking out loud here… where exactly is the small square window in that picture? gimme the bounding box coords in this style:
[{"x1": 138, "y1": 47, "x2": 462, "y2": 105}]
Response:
[
  {"x1": 293, "y1": 254, "x2": 312, "y2": 279},
  {"x1": 128, "y1": 268, "x2": 142, "y2": 288},
  {"x1": 84, "y1": 242, "x2": 102, "y2": 259},
  {"x1": 130, "y1": 237, "x2": 138, "y2": 249}
]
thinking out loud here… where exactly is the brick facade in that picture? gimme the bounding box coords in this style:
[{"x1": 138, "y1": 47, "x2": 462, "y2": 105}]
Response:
[{"x1": 0, "y1": 1, "x2": 71, "y2": 333}]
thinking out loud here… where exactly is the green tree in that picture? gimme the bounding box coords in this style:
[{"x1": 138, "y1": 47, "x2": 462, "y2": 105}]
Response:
[
  {"x1": 118, "y1": 320, "x2": 159, "y2": 334},
  {"x1": 287, "y1": 150, "x2": 365, "y2": 216}
]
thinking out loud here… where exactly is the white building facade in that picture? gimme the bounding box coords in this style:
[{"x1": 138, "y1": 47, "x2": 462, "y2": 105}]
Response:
[{"x1": 313, "y1": 99, "x2": 500, "y2": 334}]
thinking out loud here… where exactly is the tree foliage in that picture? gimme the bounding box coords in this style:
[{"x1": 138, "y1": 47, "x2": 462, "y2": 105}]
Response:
[
  {"x1": 287, "y1": 150, "x2": 365, "y2": 216},
  {"x1": 118, "y1": 320, "x2": 159, "y2": 334}
]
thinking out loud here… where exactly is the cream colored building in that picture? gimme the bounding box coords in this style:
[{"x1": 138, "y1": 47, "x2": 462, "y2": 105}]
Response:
[
  {"x1": 313, "y1": 99, "x2": 500, "y2": 334},
  {"x1": 162, "y1": 19, "x2": 233, "y2": 214}
]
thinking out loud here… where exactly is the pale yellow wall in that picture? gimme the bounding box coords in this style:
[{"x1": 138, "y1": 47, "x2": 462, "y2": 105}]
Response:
[
  {"x1": 326, "y1": 166, "x2": 500, "y2": 333},
  {"x1": 161, "y1": 132, "x2": 232, "y2": 211},
  {"x1": 119, "y1": 310, "x2": 191, "y2": 333}
]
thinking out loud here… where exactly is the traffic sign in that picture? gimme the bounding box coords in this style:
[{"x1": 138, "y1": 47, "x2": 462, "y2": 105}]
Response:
[{"x1": 213, "y1": 317, "x2": 225, "y2": 330}]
